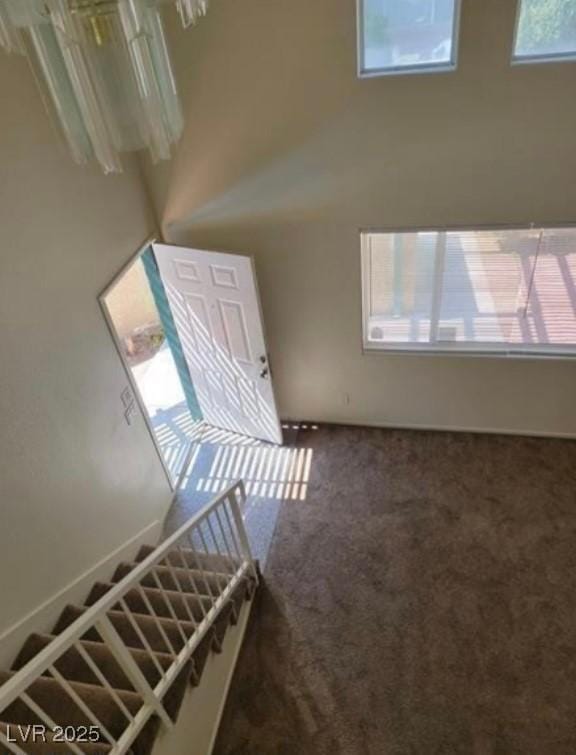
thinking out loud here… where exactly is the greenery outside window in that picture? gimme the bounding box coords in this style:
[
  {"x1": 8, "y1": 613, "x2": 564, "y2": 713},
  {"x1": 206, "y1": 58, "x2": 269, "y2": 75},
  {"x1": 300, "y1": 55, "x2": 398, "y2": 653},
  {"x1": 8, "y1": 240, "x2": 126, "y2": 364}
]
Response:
[{"x1": 514, "y1": 0, "x2": 576, "y2": 63}]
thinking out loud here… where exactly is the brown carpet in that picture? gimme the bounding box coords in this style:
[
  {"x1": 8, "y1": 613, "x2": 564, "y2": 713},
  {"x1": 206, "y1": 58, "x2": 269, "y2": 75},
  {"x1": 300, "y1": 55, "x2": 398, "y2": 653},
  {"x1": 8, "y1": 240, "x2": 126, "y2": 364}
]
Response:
[{"x1": 214, "y1": 424, "x2": 576, "y2": 755}]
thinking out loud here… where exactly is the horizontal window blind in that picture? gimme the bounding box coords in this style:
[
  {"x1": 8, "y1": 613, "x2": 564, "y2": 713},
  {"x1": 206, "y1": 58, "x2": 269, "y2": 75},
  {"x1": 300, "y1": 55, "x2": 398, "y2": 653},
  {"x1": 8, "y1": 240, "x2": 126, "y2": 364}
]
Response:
[{"x1": 362, "y1": 227, "x2": 576, "y2": 355}]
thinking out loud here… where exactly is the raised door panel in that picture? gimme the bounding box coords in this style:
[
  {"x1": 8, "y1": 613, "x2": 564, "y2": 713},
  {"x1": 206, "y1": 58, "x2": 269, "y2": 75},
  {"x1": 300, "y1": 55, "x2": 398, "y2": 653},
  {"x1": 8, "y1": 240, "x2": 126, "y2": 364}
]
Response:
[{"x1": 154, "y1": 244, "x2": 282, "y2": 444}]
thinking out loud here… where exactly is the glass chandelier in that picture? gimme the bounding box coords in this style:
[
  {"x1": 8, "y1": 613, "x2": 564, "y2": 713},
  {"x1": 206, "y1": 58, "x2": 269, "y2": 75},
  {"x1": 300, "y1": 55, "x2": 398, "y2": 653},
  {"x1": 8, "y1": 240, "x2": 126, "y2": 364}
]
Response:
[{"x1": 0, "y1": 0, "x2": 208, "y2": 173}]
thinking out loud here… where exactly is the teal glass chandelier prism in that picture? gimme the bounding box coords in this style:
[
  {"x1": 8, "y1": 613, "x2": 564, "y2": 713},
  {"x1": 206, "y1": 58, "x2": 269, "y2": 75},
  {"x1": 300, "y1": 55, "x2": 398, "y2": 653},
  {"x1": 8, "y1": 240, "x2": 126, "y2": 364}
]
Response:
[{"x1": 0, "y1": 0, "x2": 208, "y2": 173}]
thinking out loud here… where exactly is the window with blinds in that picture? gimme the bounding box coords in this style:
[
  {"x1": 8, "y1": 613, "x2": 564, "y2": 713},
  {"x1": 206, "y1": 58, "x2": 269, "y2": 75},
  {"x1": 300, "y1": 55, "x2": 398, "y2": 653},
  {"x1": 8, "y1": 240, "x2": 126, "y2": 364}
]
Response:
[{"x1": 361, "y1": 228, "x2": 576, "y2": 355}]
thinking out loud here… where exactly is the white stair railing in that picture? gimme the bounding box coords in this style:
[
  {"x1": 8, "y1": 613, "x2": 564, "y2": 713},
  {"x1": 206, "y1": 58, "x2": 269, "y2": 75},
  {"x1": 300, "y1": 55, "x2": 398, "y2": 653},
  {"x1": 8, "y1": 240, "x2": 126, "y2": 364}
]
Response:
[{"x1": 0, "y1": 480, "x2": 257, "y2": 755}]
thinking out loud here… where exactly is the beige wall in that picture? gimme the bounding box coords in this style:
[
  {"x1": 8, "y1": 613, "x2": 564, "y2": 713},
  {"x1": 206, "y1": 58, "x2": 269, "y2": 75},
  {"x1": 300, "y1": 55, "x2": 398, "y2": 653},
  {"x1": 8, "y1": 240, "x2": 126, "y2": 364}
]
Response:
[
  {"x1": 146, "y1": 0, "x2": 576, "y2": 437},
  {"x1": 0, "y1": 52, "x2": 170, "y2": 643}
]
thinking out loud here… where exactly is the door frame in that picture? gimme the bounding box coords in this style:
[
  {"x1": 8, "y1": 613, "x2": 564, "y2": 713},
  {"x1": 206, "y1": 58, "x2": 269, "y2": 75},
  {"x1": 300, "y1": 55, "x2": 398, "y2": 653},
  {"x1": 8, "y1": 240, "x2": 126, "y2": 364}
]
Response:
[{"x1": 98, "y1": 235, "x2": 196, "y2": 492}]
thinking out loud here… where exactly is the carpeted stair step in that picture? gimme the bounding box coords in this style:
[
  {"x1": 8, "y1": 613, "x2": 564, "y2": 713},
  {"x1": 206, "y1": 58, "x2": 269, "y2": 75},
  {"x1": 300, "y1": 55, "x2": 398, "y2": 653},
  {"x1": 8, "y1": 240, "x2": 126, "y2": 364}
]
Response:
[
  {"x1": 53, "y1": 606, "x2": 196, "y2": 655},
  {"x1": 104, "y1": 610, "x2": 194, "y2": 656},
  {"x1": 0, "y1": 671, "x2": 141, "y2": 742},
  {"x1": 166, "y1": 549, "x2": 262, "y2": 595},
  {"x1": 0, "y1": 722, "x2": 112, "y2": 754},
  {"x1": 10, "y1": 633, "x2": 196, "y2": 731},
  {"x1": 113, "y1": 561, "x2": 227, "y2": 597},
  {"x1": 91, "y1": 578, "x2": 248, "y2": 627},
  {"x1": 85, "y1": 582, "x2": 213, "y2": 624},
  {"x1": 137, "y1": 545, "x2": 240, "y2": 574},
  {"x1": 12, "y1": 634, "x2": 172, "y2": 693},
  {"x1": 135, "y1": 545, "x2": 258, "y2": 605},
  {"x1": 207, "y1": 602, "x2": 235, "y2": 652},
  {"x1": 188, "y1": 632, "x2": 212, "y2": 684},
  {"x1": 52, "y1": 600, "x2": 237, "y2": 662},
  {"x1": 0, "y1": 540, "x2": 258, "y2": 755},
  {"x1": 159, "y1": 661, "x2": 193, "y2": 722},
  {"x1": 52, "y1": 595, "x2": 236, "y2": 677}
]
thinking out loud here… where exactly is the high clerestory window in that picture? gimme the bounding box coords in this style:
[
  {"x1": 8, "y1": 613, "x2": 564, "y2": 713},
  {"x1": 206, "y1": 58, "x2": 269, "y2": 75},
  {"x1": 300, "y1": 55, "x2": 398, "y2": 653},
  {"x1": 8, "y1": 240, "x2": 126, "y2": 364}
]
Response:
[
  {"x1": 514, "y1": 0, "x2": 576, "y2": 64},
  {"x1": 361, "y1": 227, "x2": 576, "y2": 356},
  {"x1": 357, "y1": 0, "x2": 461, "y2": 76}
]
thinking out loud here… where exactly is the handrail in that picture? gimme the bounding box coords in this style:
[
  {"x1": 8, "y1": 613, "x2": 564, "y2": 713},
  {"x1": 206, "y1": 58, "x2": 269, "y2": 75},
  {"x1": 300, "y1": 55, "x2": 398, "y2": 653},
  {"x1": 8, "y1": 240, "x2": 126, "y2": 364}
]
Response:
[{"x1": 0, "y1": 479, "x2": 256, "y2": 754}]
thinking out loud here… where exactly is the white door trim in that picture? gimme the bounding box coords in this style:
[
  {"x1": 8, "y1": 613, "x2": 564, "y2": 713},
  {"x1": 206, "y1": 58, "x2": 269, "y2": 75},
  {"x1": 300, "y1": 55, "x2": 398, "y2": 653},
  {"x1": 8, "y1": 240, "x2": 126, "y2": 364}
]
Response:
[{"x1": 99, "y1": 235, "x2": 178, "y2": 491}]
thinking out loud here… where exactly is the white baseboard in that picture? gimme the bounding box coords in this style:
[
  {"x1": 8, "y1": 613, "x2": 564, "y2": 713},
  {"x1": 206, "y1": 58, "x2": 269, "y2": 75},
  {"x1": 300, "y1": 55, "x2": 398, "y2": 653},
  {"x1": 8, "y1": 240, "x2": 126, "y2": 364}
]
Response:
[
  {"x1": 152, "y1": 597, "x2": 254, "y2": 755},
  {"x1": 285, "y1": 417, "x2": 576, "y2": 440},
  {"x1": 207, "y1": 598, "x2": 253, "y2": 755},
  {"x1": 0, "y1": 519, "x2": 162, "y2": 668}
]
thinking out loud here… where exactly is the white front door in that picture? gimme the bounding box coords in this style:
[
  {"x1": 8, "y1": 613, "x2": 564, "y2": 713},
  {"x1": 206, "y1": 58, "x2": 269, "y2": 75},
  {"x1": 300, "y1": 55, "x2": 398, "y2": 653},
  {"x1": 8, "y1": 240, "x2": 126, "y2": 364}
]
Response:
[{"x1": 153, "y1": 243, "x2": 283, "y2": 445}]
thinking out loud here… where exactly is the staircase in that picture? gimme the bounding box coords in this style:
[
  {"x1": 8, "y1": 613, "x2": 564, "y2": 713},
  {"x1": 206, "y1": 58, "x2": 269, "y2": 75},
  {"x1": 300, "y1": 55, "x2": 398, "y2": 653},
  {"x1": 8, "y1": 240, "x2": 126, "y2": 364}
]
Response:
[{"x1": 0, "y1": 481, "x2": 258, "y2": 755}]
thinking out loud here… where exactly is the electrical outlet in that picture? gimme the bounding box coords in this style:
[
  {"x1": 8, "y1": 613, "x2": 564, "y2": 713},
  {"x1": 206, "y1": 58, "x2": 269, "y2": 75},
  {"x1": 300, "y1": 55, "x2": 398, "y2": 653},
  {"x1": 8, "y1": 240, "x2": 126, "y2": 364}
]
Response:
[{"x1": 342, "y1": 392, "x2": 350, "y2": 406}]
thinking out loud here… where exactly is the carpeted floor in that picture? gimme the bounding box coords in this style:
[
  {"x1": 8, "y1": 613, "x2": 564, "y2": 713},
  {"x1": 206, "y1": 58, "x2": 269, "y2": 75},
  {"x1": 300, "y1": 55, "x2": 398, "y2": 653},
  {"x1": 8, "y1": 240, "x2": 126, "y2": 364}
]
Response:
[{"x1": 212, "y1": 424, "x2": 576, "y2": 755}]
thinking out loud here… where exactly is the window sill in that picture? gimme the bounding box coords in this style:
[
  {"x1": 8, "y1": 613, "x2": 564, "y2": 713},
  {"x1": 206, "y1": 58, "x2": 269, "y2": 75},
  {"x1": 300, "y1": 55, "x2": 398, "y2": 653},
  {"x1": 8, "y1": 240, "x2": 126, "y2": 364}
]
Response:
[
  {"x1": 512, "y1": 53, "x2": 576, "y2": 66},
  {"x1": 362, "y1": 345, "x2": 576, "y2": 361},
  {"x1": 358, "y1": 62, "x2": 457, "y2": 79}
]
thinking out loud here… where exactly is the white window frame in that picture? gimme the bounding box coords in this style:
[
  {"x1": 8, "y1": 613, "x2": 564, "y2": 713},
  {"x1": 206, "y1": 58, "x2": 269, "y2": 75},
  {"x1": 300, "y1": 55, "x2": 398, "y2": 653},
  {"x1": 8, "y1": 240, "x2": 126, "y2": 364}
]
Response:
[
  {"x1": 356, "y1": 0, "x2": 462, "y2": 78},
  {"x1": 512, "y1": 0, "x2": 576, "y2": 66},
  {"x1": 360, "y1": 225, "x2": 576, "y2": 360}
]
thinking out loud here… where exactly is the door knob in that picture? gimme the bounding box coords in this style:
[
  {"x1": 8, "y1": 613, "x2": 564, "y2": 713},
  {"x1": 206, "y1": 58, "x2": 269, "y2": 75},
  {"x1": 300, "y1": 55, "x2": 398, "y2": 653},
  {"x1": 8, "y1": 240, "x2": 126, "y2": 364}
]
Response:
[
  {"x1": 260, "y1": 368, "x2": 269, "y2": 379},
  {"x1": 259, "y1": 355, "x2": 267, "y2": 364}
]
